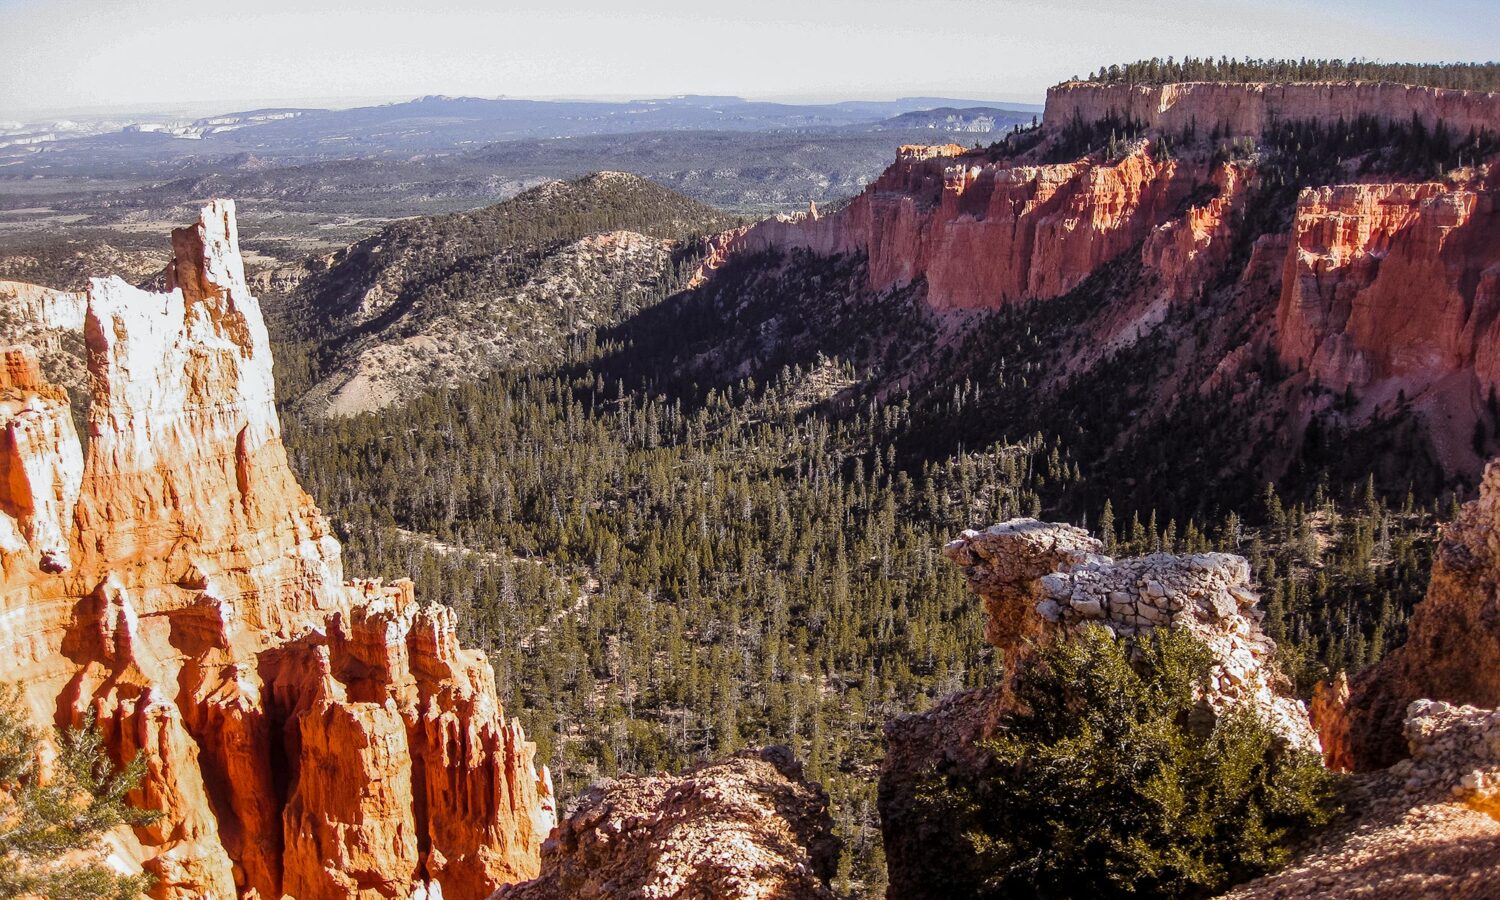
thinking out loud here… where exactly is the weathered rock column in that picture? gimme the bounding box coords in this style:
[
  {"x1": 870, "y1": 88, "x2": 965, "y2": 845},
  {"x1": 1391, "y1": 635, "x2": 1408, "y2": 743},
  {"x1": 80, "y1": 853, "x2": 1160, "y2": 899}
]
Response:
[{"x1": 881, "y1": 517, "x2": 1320, "y2": 899}]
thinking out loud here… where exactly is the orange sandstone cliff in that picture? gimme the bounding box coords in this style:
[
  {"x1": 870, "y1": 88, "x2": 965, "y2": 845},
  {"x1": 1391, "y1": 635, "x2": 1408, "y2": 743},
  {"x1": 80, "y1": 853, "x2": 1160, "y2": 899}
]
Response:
[
  {"x1": 1340, "y1": 458, "x2": 1500, "y2": 769},
  {"x1": 1275, "y1": 171, "x2": 1500, "y2": 393},
  {"x1": 699, "y1": 80, "x2": 1500, "y2": 477},
  {"x1": 0, "y1": 201, "x2": 554, "y2": 899},
  {"x1": 700, "y1": 143, "x2": 1238, "y2": 312}
]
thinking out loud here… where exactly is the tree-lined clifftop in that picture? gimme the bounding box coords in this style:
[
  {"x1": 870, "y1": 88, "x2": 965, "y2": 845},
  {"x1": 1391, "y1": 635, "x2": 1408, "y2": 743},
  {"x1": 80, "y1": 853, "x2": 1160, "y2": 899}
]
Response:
[
  {"x1": 1078, "y1": 57, "x2": 1500, "y2": 90},
  {"x1": 702, "y1": 67, "x2": 1500, "y2": 510}
]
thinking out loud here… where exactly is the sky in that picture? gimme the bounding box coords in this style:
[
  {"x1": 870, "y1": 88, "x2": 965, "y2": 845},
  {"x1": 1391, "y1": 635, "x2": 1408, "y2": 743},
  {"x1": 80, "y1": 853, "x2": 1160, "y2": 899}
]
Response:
[{"x1": 2, "y1": 0, "x2": 1496, "y2": 119}]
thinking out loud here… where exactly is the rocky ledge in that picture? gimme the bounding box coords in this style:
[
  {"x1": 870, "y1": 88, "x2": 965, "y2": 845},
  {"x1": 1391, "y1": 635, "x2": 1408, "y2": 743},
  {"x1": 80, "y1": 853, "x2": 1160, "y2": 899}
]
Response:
[
  {"x1": 1225, "y1": 701, "x2": 1500, "y2": 899},
  {"x1": 494, "y1": 747, "x2": 839, "y2": 900},
  {"x1": 1343, "y1": 457, "x2": 1500, "y2": 768}
]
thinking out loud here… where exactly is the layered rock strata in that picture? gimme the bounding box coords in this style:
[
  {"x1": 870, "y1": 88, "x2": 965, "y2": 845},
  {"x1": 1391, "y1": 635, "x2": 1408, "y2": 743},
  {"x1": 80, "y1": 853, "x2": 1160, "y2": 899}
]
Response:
[
  {"x1": 703, "y1": 135, "x2": 1499, "y2": 412},
  {"x1": 700, "y1": 79, "x2": 1500, "y2": 362},
  {"x1": 694, "y1": 83, "x2": 1500, "y2": 478},
  {"x1": 881, "y1": 518, "x2": 1317, "y2": 899},
  {"x1": 494, "y1": 747, "x2": 839, "y2": 900},
  {"x1": 1045, "y1": 81, "x2": 1500, "y2": 139},
  {"x1": 0, "y1": 279, "x2": 86, "y2": 331},
  {"x1": 0, "y1": 280, "x2": 88, "y2": 396},
  {"x1": 700, "y1": 144, "x2": 1231, "y2": 311},
  {"x1": 0, "y1": 200, "x2": 554, "y2": 899},
  {"x1": 1343, "y1": 458, "x2": 1500, "y2": 769},
  {"x1": 1275, "y1": 171, "x2": 1500, "y2": 393}
]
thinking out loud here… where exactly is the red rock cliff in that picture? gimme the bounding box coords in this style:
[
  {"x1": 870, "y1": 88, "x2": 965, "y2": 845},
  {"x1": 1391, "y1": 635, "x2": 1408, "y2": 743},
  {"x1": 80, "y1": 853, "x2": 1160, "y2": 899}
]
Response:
[
  {"x1": 0, "y1": 201, "x2": 554, "y2": 900},
  {"x1": 701, "y1": 143, "x2": 1233, "y2": 311},
  {"x1": 699, "y1": 82, "x2": 1500, "y2": 477},
  {"x1": 702, "y1": 82, "x2": 1499, "y2": 337},
  {"x1": 1274, "y1": 172, "x2": 1500, "y2": 392},
  {"x1": 1044, "y1": 80, "x2": 1500, "y2": 138}
]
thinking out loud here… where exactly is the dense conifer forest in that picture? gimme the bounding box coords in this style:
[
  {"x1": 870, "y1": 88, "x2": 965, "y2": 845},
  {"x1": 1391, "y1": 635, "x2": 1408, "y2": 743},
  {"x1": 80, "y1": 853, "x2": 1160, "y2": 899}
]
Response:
[
  {"x1": 276, "y1": 312, "x2": 1438, "y2": 893},
  {"x1": 263, "y1": 122, "x2": 1481, "y2": 892}
]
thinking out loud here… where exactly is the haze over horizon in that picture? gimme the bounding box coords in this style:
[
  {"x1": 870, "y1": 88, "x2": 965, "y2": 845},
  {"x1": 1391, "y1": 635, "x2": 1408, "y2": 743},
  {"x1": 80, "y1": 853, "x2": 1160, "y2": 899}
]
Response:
[
  {"x1": 0, "y1": 90, "x2": 1045, "y2": 125},
  {"x1": 2, "y1": 0, "x2": 1497, "y2": 120}
]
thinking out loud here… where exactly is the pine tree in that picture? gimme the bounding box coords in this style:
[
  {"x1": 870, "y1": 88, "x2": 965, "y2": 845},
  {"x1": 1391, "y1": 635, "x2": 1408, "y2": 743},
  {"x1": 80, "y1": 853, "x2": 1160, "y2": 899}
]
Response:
[
  {"x1": 0, "y1": 688, "x2": 158, "y2": 899},
  {"x1": 1099, "y1": 500, "x2": 1117, "y2": 555}
]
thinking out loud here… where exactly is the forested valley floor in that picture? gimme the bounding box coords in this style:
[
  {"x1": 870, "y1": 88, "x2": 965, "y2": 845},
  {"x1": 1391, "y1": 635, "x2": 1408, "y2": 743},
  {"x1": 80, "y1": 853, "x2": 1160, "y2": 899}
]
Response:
[{"x1": 275, "y1": 254, "x2": 1442, "y2": 897}]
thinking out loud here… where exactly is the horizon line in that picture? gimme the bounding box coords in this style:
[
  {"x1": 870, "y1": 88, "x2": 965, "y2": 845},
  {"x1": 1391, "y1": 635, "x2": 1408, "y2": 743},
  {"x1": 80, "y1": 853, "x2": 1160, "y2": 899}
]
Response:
[{"x1": 1, "y1": 90, "x2": 1051, "y2": 124}]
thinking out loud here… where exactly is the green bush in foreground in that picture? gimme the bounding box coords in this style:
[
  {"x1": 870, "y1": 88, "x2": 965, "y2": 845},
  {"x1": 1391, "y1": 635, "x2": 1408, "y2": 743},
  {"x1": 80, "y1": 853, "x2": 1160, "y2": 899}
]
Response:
[
  {"x1": 921, "y1": 627, "x2": 1340, "y2": 898},
  {"x1": 0, "y1": 686, "x2": 157, "y2": 900}
]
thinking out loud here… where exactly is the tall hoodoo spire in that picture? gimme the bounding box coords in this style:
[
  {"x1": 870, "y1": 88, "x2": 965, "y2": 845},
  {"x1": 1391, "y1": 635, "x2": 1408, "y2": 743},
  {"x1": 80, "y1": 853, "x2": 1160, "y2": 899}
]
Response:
[{"x1": 0, "y1": 200, "x2": 554, "y2": 900}]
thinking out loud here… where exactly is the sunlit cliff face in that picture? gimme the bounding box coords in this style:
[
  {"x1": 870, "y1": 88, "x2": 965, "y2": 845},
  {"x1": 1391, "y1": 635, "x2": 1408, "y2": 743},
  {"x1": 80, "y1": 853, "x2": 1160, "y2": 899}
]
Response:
[{"x1": 0, "y1": 200, "x2": 554, "y2": 900}]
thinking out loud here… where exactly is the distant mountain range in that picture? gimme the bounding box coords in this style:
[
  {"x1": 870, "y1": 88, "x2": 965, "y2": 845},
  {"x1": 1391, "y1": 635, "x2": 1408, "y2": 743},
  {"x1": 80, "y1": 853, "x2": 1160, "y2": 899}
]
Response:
[
  {"x1": 0, "y1": 94, "x2": 1040, "y2": 169},
  {"x1": 0, "y1": 95, "x2": 1041, "y2": 239}
]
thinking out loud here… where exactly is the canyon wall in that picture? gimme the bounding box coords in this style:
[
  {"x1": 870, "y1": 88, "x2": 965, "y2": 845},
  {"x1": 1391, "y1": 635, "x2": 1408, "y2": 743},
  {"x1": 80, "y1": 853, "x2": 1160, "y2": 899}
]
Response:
[
  {"x1": 700, "y1": 144, "x2": 1235, "y2": 311},
  {"x1": 704, "y1": 137, "x2": 1498, "y2": 391},
  {"x1": 703, "y1": 81, "x2": 1500, "y2": 319},
  {"x1": 696, "y1": 81, "x2": 1500, "y2": 477},
  {"x1": 1342, "y1": 458, "x2": 1500, "y2": 769},
  {"x1": 1044, "y1": 81, "x2": 1500, "y2": 138},
  {"x1": 0, "y1": 200, "x2": 553, "y2": 900},
  {"x1": 1274, "y1": 170, "x2": 1500, "y2": 391}
]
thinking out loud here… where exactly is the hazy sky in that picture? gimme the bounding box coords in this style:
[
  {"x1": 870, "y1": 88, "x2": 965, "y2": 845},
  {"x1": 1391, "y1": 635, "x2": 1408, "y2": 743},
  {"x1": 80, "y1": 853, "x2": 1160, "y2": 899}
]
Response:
[{"x1": 2, "y1": 0, "x2": 1496, "y2": 118}]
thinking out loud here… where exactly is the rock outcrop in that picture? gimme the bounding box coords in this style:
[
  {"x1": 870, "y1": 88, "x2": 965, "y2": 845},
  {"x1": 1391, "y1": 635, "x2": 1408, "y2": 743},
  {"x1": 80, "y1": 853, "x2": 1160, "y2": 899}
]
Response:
[
  {"x1": 0, "y1": 280, "x2": 87, "y2": 397},
  {"x1": 881, "y1": 519, "x2": 1317, "y2": 899},
  {"x1": 1311, "y1": 673, "x2": 1356, "y2": 772},
  {"x1": 1224, "y1": 700, "x2": 1500, "y2": 899},
  {"x1": 1343, "y1": 458, "x2": 1500, "y2": 769},
  {"x1": 941, "y1": 519, "x2": 1318, "y2": 749},
  {"x1": 1045, "y1": 80, "x2": 1500, "y2": 139},
  {"x1": 0, "y1": 279, "x2": 86, "y2": 331},
  {"x1": 0, "y1": 200, "x2": 554, "y2": 899},
  {"x1": 494, "y1": 747, "x2": 839, "y2": 900}
]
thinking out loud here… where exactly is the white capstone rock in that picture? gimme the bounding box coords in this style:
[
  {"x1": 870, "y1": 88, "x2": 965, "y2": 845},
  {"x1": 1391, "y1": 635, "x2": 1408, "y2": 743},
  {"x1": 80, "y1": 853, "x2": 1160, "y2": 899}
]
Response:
[{"x1": 946, "y1": 517, "x2": 1321, "y2": 752}]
